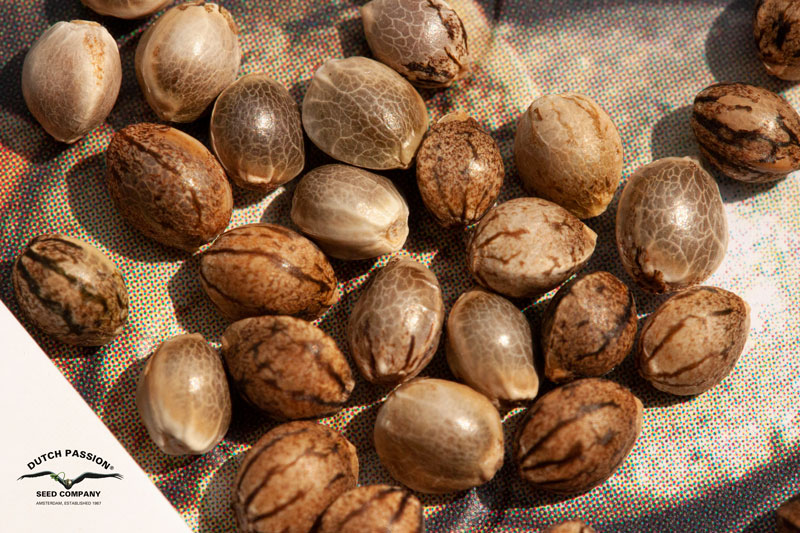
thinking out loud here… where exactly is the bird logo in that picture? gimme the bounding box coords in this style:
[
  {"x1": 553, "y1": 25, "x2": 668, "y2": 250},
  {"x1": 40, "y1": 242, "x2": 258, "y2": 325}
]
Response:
[{"x1": 18, "y1": 471, "x2": 123, "y2": 489}]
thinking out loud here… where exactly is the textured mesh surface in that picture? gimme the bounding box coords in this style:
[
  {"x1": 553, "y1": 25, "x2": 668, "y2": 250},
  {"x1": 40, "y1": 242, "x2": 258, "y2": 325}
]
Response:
[{"x1": 1, "y1": 1, "x2": 799, "y2": 531}]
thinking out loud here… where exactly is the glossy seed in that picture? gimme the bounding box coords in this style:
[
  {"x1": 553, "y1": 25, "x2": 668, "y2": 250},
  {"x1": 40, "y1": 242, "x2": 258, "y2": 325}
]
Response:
[
  {"x1": 12, "y1": 234, "x2": 128, "y2": 346},
  {"x1": 778, "y1": 493, "x2": 800, "y2": 533},
  {"x1": 754, "y1": 0, "x2": 800, "y2": 80},
  {"x1": 316, "y1": 485, "x2": 424, "y2": 533},
  {"x1": 637, "y1": 286, "x2": 750, "y2": 396},
  {"x1": 544, "y1": 521, "x2": 597, "y2": 533},
  {"x1": 615, "y1": 157, "x2": 728, "y2": 293},
  {"x1": 220, "y1": 316, "x2": 354, "y2": 420},
  {"x1": 80, "y1": 0, "x2": 172, "y2": 18}
]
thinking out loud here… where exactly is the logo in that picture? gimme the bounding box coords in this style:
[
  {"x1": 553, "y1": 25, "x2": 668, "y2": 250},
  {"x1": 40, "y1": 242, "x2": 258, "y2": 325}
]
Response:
[{"x1": 18, "y1": 471, "x2": 123, "y2": 489}]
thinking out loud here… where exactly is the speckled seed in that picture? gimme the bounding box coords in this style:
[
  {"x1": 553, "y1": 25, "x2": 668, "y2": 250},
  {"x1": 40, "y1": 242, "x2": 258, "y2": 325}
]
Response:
[
  {"x1": 22, "y1": 21, "x2": 121, "y2": 143},
  {"x1": 514, "y1": 93, "x2": 623, "y2": 219},
  {"x1": 467, "y1": 198, "x2": 597, "y2": 298},
  {"x1": 755, "y1": 0, "x2": 800, "y2": 80},
  {"x1": 80, "y1": 0, "x2": 172, "y2": 18},
  {"x1": 543, "y1": 521, "x2": 596, "y2": 533},
  {"x1": 136, "y1": 334, "x2": 231, "y2": 455},
  {"x1": 542, "y1": 272, "x2": 637, "y2": 384},
  {"x1": 135, "y1": 2, "x2": 240, "y2": 122},
  {"x1": 105, "y1": 123, "x2": 233, "y2": 251},
  {"x1": 446, "y1": 288, "x2": 539, "y2": 406},
  {"x1": 691, "y1": 83, "x2": 800, "y2": 183},
  {"x1": 615, "y1": 157, "x2": 728, "y2": 293},
  {"x1": 220, "y1": 316, "x2": 354, "y2": 420},
  {"x1": 210, "y1": 73, "x2": 305, "y2": 191},
  {"x1": 778, "y1": 493, "x2": 800, "y2": 532},
  {"x1": 233, "y1": 421, "x2": 358, "y2": 533},
  {"x1": 315, "y1": 485, "x2": 424, "y2": 533},
  {"x1": 637, "y1": 286, "x2": 750, "y2": 396},
  {"x1": 12, "y1": 234, "x2": 128, "y2": 346},
  {"x1": 416, "y1": 112, "x2": 504, "y2": 227},
  {"x1": 302, "y1": 56, "x2": 429, "y2": 170},
  {"x1": 347, "y1": 258, "x2": 444, "y2": 386},
  {"x1": 199, "y1": 223, "x2": 339, "y2": 321},
  {"x1": 374, "y1": 378, "x2": 504, "y2": 493},
  {"x1": 290, "y1": 164, "x2": 409, "y2": 260},
  {"x1": 362, "y1": 0, "x2": 470, "y2": 88},
  {"x1": 514, "y1": 378, "x2": 642, "y2": 494}
]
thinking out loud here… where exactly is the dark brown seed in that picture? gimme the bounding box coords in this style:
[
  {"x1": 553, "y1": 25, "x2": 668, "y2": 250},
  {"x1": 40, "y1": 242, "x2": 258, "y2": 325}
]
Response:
[
  {"x1": 754, "y1": 0, "x2": 800, "y2": 80},
  {"x1": 416, "y1": 113, "x2": 504, "y2": 227},
  {"x1": 347, "y1": 258, "x2": 444, "y2": 386},
  {"x1": 199, "y1": 223, "x2": 339, "y2": 321},
  {"x1": 637, "y1": 286, "x2": 750, "y2": 396},
  {"x1": 542, "y1": 271, "x2": 637, "y2": 383},
  {"x1": 105, "y1": 123, "x2": 233, "y2": 251},
  {"x1": 514, "y1": 378, "x2": 642, "y2": 494},
  {"x1": 12, "y1": 234, "x2": 128, "y2": 346},
  {"x1": 220, "y1": 316, "x2": 354, "y2": 420},
  {"x1": 543, "y1": 521, "x2": 597, "y2": 533},
  {"x1": 233, "y1": 421, "x2": 358, "y2": 533},
  {"x1": 315, "y1": 485, "x2": 424, "y2": 533},
  {"x1": 778, "y1": 493, "x2": 800, "y2": 533},
  {"x1": 691, "y1": 82, "x2": 800, "y2": 182}
]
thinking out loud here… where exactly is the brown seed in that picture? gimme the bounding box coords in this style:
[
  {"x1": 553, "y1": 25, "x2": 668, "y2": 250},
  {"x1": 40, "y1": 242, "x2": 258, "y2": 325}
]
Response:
[
  {"x1": 105, "y1": 123, "x2": 233, "y2": 251},
  {"x1": 514, "y1": 378, "x2": 642, "y2": 494},
  {"x1": 416, "y1": 112, "x2": 504, "y2": 227},
  {"x1": 616, "y1": 157, "x2": 728, "y2": 293},
  {"x1": 543, "y1": 521, "x2": 597, "y2": 533},
  {"x1": 12, "y1": 234, "x2": 129, "y2": 346},
  {"x1": 315, "y1": 485, "x2": 424, "y2": 533},
  {"x1": 467, "y1": 197, "x2": 597, "y2": 298},
  {"x1": 232, "y1": 421, "x2": 358, "y2": 533},
  {"x1": 80, "y1": 0, "x2": 172, "y2": 19},
  {"x1": 220, "y1": 316, "x2": 354, "y2": 420},
  {"x1": 514, "y1": 93, "x2": 623, "y2": 219},
  {"x1": 637, "y1": 286, "x2": 750, "y2": 396},
  {"x1": 754, "y1": 0, "x2": 800, "y2": 80},
  {"x1": 778, "y1": 493, "x2": 800, "y2": 533},
  {"x1": 347, "y1": 258, "x2": 444, "y2": 386},
  {"x1": 542, "y1": 271, "x2": 637, "y2": 383},
  {"x1": 199, "y1": 223, "x2": 339, "y2": 321},
  {"x1": 691, "y1": 82, "x2": 800, "y2": 182}
]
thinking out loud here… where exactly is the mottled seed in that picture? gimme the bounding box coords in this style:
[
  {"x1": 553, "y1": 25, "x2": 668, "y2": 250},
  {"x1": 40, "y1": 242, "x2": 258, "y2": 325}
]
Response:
[
  {"x1": 362, "y1": 0, "x2": 470, "y2": 88},
  {"x1": 416, "y1": 112, "x2": 504, "y2": 227},
  {"x1": 233, "y1": 421, "x2": 358, "y2": 533},
  {"x1": 22, "y1": 21, "x2": 121, "y2": 143},
  {"x1": 135, "y1": 2, "x2": 240, "y2": 122},
  {"x1": 374, "y1": 378, "x2": 504, "y2": 493},
  {"x1": 105, "y1": 123, "x2": 233, "y2": 251},
  {"x1": 544, "y1": 521, "x2": 597, "y2": 533},
  {"x1": 754, "y1": 0, "x2": 800, "y2": 80},
  {"x1": 637, "y1": 286, "x2": 750, "y2": 396},
  {"x1": 778, "y1": 493, "x2": 800, "y2": 533},
  {"x1": 316, "y1": 485, "x2": 424, "y2": 533},
  {"x1": 302, "y1": 56, "x2": 429, "y2": 170},
  {"x1": 80, "y1": 0, "x2": 171, "y2": 18},
  {"x1": 210, "y1": 73, "x2": 305, "y2": 192},
  {"x1": 290, "y1": 164, "x2": 409, "y2": 260},
  {"x1": 467, "y1": 197, "x2": 597, "y2": 298},
  {"x1": 446, "y1": 288, "x2": 540, "y2": 406},
  {"x1": 616, "y1": 157, "x2": 728, "y2": 293},
  {"x1": 514, "y1": 93, "x2": 623, "y2": 219},
  {"x1": 136, "y1": 334, "x2": 231, "y2": 455},
  {"x1": 220, "y1": 316, "x2": 354, "y2": 420},
  {"x1": 542, "y1": 272, "x2": 637, "y2": 383},
  {"x1": 199, "y1": 223, "x2": 339, "y2": 321},
  {"x1": 691, "y1": 82, "x2": 800, "y2": 182},
  {"x1": 514, "y1": 378, "x2": 642, "y2": 494},
  {"x1": 12, "y1": 234, "x2": 128, "y2": 346},
  {"x1": 347, "y1": 258, "x2": 444, "y2": 386}
]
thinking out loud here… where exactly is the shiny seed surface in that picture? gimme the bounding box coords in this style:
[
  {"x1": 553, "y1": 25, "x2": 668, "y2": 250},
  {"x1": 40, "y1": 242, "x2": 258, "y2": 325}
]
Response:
[
  {"x1": 316, "y1": 485, "x2": 424, "y2": 533},
  {"x1": 80, "y1": 0, "x2": 172, "y2": 18},
  {"x1": 543, "y1": 521, "x2": 597, "y2": 533},
  {"x1": 755, "y1": 0, "x2": 800, "y2": 80},
  {"x1": 778, "y1": 493, "x2": 800, "y2": 533}
]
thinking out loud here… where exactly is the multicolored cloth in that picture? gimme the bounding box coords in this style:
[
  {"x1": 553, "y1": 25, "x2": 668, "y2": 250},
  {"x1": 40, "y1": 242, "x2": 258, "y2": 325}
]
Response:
[{"x1": 1, "y1": 0, "x2": 799, "y2": 531}]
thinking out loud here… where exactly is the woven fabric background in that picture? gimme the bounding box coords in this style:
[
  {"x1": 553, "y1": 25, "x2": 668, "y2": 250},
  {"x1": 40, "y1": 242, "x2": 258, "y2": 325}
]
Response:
[{"x1": 1, "y1": 0, "x2": 799, "y2": 531}]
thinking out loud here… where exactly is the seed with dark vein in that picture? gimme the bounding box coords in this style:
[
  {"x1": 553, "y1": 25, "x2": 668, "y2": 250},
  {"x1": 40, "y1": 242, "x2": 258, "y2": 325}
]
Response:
[
  {"x1": 542, "y1": 271, "x2": 637, "y2": 383},
  {"x1": 691, "y1": 82, "x2": 800, "y2": 182},
  {"x1": 543, "y1": 520, "x2": 597, "y2": 533},
  {"x1": 778, "y1": 493, "x2": 800, "y2": 532},
  {"x1": 315, "y1": 485, "x2": 423, "y2": 533},
  {"x1": 220, "y1": 315, "x2": 354, "y2": 420},
  {"x1": 105, "y1": 123, "x2": 233, "y2": 251},
  {"x1": 755, "y1": 0, "x2": 800, "y2": 80},
  {"x1": 12, "y1": 234, "x2": 128, "y2": 346},
  {"x1": 199, "y1": 223, "x2": 339, "y2": 321},
  {"x1": 637, "y1": 286, "x2": 750, "y2": 396},
  {"x1": 514, "y1": 378, "x2": 642, "y2": 494},
  {"x1": 416, "y1": 112, "x2": 504, "y2": 227},
  {"x1": 233, "y1": 421, "x2": 358, "y2": 533},
  {"x1": 347, "y1": 258, "x2": 444, "y2": 386},
  {"x1": 467, "y1": 197, "x2": 597, "y2": 298}
]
